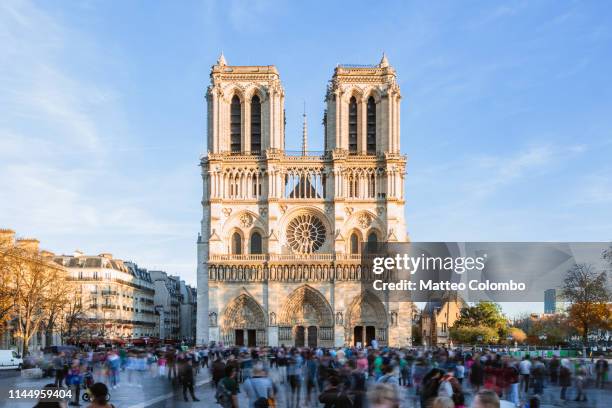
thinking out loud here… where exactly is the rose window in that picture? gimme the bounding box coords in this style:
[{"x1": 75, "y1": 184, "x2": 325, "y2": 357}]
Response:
[{"x1": 286, "y1": 214, "x2": 326, "y2": 253}]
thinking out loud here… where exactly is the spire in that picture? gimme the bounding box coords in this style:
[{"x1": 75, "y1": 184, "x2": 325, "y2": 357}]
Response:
[
  {"x1": 379, "y1": 52, "x2": 389, "y2": 68},
  {"x1": 217, "y1": 51, "x2": 227, "y2": 66},
  {"x1": 302, "y1": 101, "x2": 308, "y2": 155}
]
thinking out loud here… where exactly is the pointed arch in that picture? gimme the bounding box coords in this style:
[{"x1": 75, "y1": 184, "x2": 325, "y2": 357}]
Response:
[
  {"x1": 366, "y1": 96, "x2": 376, "y2": 154},
  {"x1": 278, "y1": 285, "x2": 333, "y2": 327},
  {"x1": 348, "y1": 96, "x2": 358, "y2": 153},
  {"x1": 230, "y1": 95, "x2": 242, "y2": 152},
  {"x1": 250, "y1": 94, "x2": 261, "y2": 153}
]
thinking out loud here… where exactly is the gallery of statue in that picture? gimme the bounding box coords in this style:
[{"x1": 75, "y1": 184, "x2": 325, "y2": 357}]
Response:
[{"x1": 196, "y1": 54, "x2": 410, "y2": 348}]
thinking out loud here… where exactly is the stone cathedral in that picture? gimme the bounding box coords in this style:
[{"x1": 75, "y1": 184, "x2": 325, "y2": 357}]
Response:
[{"x1": 196, "y1": 53, "x2": 410, "y2": 348}]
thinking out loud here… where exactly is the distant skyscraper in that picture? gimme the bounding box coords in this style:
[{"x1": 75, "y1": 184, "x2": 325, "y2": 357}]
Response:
[{"x1": 544, "y1": 289, "x2": 557, "y2": 314}]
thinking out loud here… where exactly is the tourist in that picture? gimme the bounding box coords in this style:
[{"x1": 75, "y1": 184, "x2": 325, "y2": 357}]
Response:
[
  {"x1": 595, "y1": 354, "x2": 608, "y2": 389},
  {"x1": 33, "y1": 384, "x2": 68, "y2": 408},
  {"x1": 548, "y1": 355, "x2": 559, "y2": 385},
  {"x1": 574, "y1": 367, "x2": 588, "y2": 402},
  {"x1": 432, "y1": 396, "x2": 455, "y2": 408},
  {"x1": 53, "y1": 352, "x2": 67, "y2": 388},
  {"x1": 212, "y1": 356, "x2": 227, "y2": 388},
  {"x1": 216, "y1": 365, "x2": 240, "y2": 408},
  {"x1": 368, "y1": 383, "x2": 399, "y2": 408},
  {"x1": 559, "y1": 359, "x2": 572, "y2": 400},
  {"x1": 471, "y1": 389, "x2": 500, "y2": 408},
  {"x1": 179, "y1": 359, "x2": 200, "y2": 402},
  {"x1": 242, "y1": 363, "x2": 275, "y2": 408},
  {"x1": 85, "y1": 383, "x2": 115, "y2": 408},
  {"x1": 518, "y1": 356, "x2": 531, "y2": 395},
  {"x1": 319, "y1": 375, "x2": 352, "y2": 408},
  {"x1": 470, "y1": 359, "x2": 484, "y2": 393},
  {"x1": 286, "y1": 348, "x2": 303, "y2": 407}
]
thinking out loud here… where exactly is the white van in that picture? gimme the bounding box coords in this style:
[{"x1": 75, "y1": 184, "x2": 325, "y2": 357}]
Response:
[{"x1": 0, "y1": 350, "x2": 22, "y2": 370}]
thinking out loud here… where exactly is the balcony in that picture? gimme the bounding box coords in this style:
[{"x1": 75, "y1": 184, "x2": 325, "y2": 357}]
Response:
[
  {"x1": 101, "y1": 289, "x2": 118, "y2": 296},
  {"x1": 208, "y1": 253, "x2": 367, "y2": 263}
]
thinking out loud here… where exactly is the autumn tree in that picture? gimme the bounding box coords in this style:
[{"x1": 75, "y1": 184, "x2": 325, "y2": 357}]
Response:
[
  {"x1": 450, "y1": 301, "x2": 509, "y2": 344},
  {"x1": 11, "y1": 248, "x2": 68, "y2": 355},
  {"x1": 561, "y1": 263, "x2": 611, "y2": 344}
]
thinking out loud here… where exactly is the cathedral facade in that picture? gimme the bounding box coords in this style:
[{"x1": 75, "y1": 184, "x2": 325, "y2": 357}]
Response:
[{"x1": 196, "y1": 54, "x2": 410, "y2": 348}]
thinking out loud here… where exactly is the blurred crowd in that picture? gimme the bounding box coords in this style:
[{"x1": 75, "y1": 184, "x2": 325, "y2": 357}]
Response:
[{"x1": 27, "y1": 343, "x2": 610, "y2": 408}]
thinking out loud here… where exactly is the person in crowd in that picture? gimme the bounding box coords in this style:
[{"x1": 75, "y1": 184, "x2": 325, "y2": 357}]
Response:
[
  {"x1": 432, "y1": 396, "x2": 455, "y2": 408},
  {"x1": 368, "y1": 383, "x2": 399, "y2": 408},
  {"x1": 216, "y1": 365, "x2": 240, "y2": 408},
  {"x1": 530, "y1": 357, "x2": 545, "y2": 395},
  {"x1": 53, "y1": 352, "x2": 67, "y2": 388},
  {"x1": 179, "y1": 358, "x2": 200, "y2": 402},
  {"x1": 66, "y1": 357, "x2": 82, "y2": 406},
  {"x1": 201, "y1": 347, "x2": 210, "y2": 368},
  {"x1": 470, "y1": 359, "x2": 484, "y2": 393},
  {"x1": 518, "y1": 356, "x2": 531, "y2": 395},
  {"x1": 559, "y1": 358, "x2": 572, "y2": 401},
  {"x1": 471, "y1": 389, "x2": 500, "y2": 408},
  {"x1": 85, "y1": 383, "x2": 115, "y2": 408},
  {"x1": 574, "y1": 367, "x2": 588, "y2": 402},
  {"x1": 548, "y1": 355, "x2": 559, "y2": 385},
  {"x1": 455, "y1": 359, "x2": 465, "y2": 385},
  {"x1": 212, "y1": 356, "x2": 227, "y2": 388},
  {"x1": 319, "y1": 375, "x2": 353, "y2": 408},
  {"x1": 595, "y1": 354, "x2": 608, "y2": 389},
  {"x1": 242, "y1": 363, "x2": 275, "y2": 408}
]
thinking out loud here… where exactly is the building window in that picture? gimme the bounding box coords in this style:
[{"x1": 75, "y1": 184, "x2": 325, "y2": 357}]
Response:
[
  {"x1": 230, "y1": 95, "x2": 241, "y2": 153},
  {"x1": 367, "y1": 232, "x2": 378, "y2": 252},
  {"x1": 366, "y1": 96, "x2": 376, "y2": 154},
  {"x1": 251, "y1": 95, "x2": 261, "y2": 154},
  {"x1": 350, "y1": 233, "x2": 360, "y2": 255},
  {"x1": 250, "y1": 232, "x2": 262, "y2": 254},
  {"x1": 231, "y1": 232, "x2": 242, "y2": 255},
  {"x1": 348, "y1": 97, "x2": 358, "y2": 153}
]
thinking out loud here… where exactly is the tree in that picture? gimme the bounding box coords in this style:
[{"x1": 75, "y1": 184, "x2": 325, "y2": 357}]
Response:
[
  {"x1": 11, "y1": 249, "x2": 68, "y2": 355},
  {"x1": 561, "y1": 263, "x2": 611, "y2": 344},
  {"x1": 451, "y1": 301, "x2": 509, "y2": 344},
  {"x1": 450, "y1": 325, "x2": 499, "y2": 344},
  {"x1": 507, "y1": 327, "x2": 527, "y2": 343}
]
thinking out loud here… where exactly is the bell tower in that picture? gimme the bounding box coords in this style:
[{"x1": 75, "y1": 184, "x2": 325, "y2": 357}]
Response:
[
  {"x1": 325, "y1": 53, "x2": 401, "y2": 155},
  {"x1": 207, "y1": 53, "x2": 285, "y2": 154}
]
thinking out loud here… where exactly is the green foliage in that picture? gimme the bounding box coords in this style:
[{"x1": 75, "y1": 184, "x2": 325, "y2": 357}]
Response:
[
  {"x1": 450, "y1": 325, "x2": 499, "y2": 344},
  {"x1": 454, "y1": 301, "x2": 507, "y2": 330}
]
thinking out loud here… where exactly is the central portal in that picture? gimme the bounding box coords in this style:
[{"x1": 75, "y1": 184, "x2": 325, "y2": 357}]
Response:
[{"x1": 307, "y1": 325, "x2": 317, "y2": 348}]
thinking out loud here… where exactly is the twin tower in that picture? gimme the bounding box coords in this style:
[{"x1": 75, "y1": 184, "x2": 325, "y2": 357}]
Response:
[{"x1": 196, "y1": 54, "x2": 410, "y2": 347}]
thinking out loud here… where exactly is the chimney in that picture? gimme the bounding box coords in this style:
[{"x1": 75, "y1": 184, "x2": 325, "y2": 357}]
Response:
[
  {"x1": 16, "y1": 238, "x2": 40, "y2": 252},
  {"x1": 0, "y1": 229, "x2": 15, "y2": 247}
]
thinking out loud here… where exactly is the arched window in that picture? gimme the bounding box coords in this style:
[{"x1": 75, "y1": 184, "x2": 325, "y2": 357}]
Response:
[
  {"x1": 348, "y1": 97, "x2": 358, "y2": 153},
  {"x1": 367, "y1": 232, "x2": 378, "y2": 252},
  {"x1": 230, "y1": 95, "x2": 241, "y2": 153},
  {"x1": 231, "y1": 232, "x2": 242, "y2": 255},
  {"x1": 250, "y1": 231, "x2": 262, "y2": 254},
  {"x1": 350, "y1": 233, "x2": 360, "y2": 254},
  {"x1": 250, "y1": 95, "x2": 261, "y2": 154},
  {"x1": 367, "y1": 96, "x2": 376, "y2": 154}
]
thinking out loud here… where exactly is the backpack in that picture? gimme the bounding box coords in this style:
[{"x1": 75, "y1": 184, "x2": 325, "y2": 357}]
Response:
[
  {"x1": 215, "y1": 378, "x2": 233, "y2": 408},
  {"x1": 248, "y1": 378, "x2": 269, "y2": 408}
]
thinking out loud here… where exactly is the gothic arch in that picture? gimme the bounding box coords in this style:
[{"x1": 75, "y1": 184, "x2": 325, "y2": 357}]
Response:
[
  {"x1": 345, "y1": 290, "x2": 388, "y2": 346},
  {"x1": 278, "y1": 285, "x2": 334, "y2": 327},
  {"x1": 346, "y1": 290, "x2": 387, "y2": 327},
  {"x1": 220, "y1": 293, "x2": 267, "y2": 346},
  {"x1": 223, "y1": 84, "x2": 245, "y2": 103},
  {"x1": 363, "y1": 87, "x2": 383, "y2": 104}
]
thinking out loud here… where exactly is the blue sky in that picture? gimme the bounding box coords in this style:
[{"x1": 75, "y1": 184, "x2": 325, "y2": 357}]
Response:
[{"x1": 1, "y1": 0, "x2": 611, "y2": 297}]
